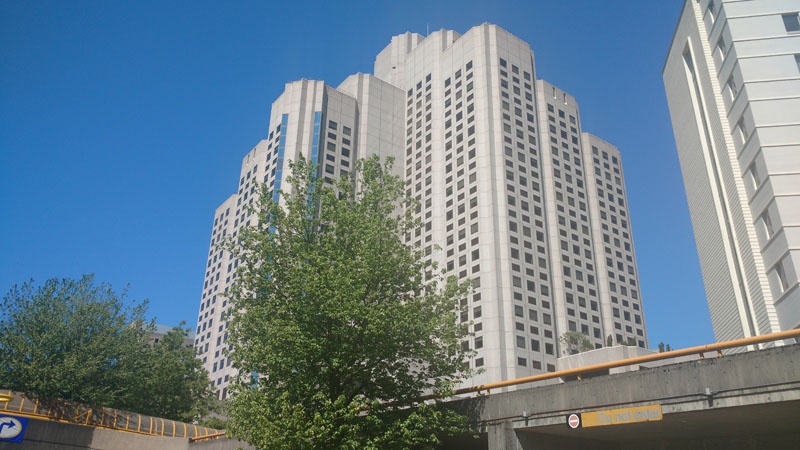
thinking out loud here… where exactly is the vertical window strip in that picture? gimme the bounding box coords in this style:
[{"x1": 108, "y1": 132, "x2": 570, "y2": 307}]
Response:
[{"x1": 273, "y1": 114, "x2": 289, "y2": 203}]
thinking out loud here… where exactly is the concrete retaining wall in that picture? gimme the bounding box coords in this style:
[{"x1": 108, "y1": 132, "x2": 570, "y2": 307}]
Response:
[{"x1": 0, "y1": 417, "x2": 253, "y2": 450}]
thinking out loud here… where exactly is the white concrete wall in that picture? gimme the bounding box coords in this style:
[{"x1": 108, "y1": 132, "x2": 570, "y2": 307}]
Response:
[{"x1": 663, "y1": 0, "x2": 799, "y2": 342}]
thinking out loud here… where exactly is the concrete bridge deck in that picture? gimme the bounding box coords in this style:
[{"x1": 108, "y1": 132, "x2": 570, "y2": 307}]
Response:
[{"x1": 447, "y1": 343, "x2": 800, "y2": 449}]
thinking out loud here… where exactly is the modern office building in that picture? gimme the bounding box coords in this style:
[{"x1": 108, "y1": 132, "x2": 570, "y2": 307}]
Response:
[
  {"x1": 663, "y1": 0, "x2": 800, "y2": 344},
  {"x1": 196, "y1": 24, "x2": 648, "y2": 399}
]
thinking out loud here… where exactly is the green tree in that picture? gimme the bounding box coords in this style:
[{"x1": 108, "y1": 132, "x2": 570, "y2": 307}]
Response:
[
  {"x1": 559, "y1": 331, "x2": 594, "y2": 355},
  {"x1": 130, "y1": 324, "x2": 214, "y2": 422},
  {"x1": 0, "y1": 276, "x2": 212, "y2": 422},
  {"x1": 225, "y1": 155, "x2": 472, "y2": 450},
  {"x1": 0, "y1": 276, "x2": 149, "y2": 406}
]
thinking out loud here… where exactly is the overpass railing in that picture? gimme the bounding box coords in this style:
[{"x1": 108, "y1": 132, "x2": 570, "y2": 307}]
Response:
[
  {"x1": 0, "y1": 390, "x2": 219, "y2": 439},
  {"x1": 451, "y1": 328, "x2": 800, "y2": 396}
]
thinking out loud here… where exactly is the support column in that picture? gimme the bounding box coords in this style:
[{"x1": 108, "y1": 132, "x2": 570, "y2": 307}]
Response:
[{"x1": 487, "y1": 420, "x2": 524, "y2": 450}]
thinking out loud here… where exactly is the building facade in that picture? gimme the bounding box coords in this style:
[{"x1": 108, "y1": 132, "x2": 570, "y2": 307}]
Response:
[
  {"x1": 196, "y1": 24, "x2": 648, "y2": 399},
  {"x1": 149, "y1": 324, "x2": 194, "y2": 348},
  {"x1": 663, "y1": 0, "x2": 800, "y2": 344}
]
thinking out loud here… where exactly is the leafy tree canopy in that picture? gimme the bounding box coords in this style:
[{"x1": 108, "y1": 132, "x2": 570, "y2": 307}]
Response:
[
  {"x1": 0, "y1": 275, "x2": 213, "y2": 422},
  {"x1": 225, "y1": 155, "x2": 472, "y2": 450},
  {"x1": 132, "y1": 323, "x2": 215, "y2": 422},
  {"x1": 559, "y1": 331, "x2": 594, "y2": 355}
]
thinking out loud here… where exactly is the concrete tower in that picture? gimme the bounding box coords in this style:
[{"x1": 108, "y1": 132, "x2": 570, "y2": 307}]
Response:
[
  {"x1": 663, "y1": 0, "x2": 800, "y2": 344},
  {"x1": 197, "y1": 24, "x2": 648, "y2": 399}
]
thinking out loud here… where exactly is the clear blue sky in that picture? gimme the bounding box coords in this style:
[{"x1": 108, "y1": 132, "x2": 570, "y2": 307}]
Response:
[{"x1": 0, "y1": 1, "x2": 712, "y2": 349}]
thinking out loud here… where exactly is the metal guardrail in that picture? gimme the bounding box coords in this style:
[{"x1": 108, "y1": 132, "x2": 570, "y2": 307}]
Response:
[
  {"x1": 189, "y1": 431, "x2": 228, "y2": 443},
  {"x1": 452, "y1": 328, "x2": 800, "y2": 395},
  {"x1": 0, "y1": 391, "x2": 220, "y2": 439}
]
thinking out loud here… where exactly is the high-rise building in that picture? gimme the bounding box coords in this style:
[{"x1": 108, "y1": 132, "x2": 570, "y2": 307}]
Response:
[
  {"x1": 194, "y1": 77, "x2": 405, "y2": 399},
  {"x1": 663, "y1": 0, "x2": 800, "y2": 344},
  {"x1": 196, "y1": 24, "x2": 648, "y2": 399}
]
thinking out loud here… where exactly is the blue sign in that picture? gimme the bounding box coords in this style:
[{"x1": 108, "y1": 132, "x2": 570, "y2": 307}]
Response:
[{"x1": 0, "y1": 415, "x2": 28, "y2": 442}]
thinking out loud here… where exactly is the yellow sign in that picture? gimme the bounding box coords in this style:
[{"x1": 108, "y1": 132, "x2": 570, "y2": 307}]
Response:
[{"x1": 581, "y1": 405, "x2": 662, "y2": 428}]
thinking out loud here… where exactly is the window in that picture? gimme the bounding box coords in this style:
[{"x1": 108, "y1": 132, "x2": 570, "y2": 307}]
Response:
[
  {"x1": 795, "y1": 54, "x2": 800, "y2": 72},
  {"x1": 782, "y1": 13, "x2": 800, "y2": 33},
  {"x1": 774, "y1": 261, "x2": 789, "y2": 292},
  {"x1": 747, "y1": 162, "x2": 762, "y2": 191},
  {"x1": 726, "y1": 76, "x2": 738, "y2": 99},
  {"x1": 716, "y1": 35, "x2": 727, "y2": 58},
  {"x1": 735, "y1": 118, "x2": 749, "y2": 144}
]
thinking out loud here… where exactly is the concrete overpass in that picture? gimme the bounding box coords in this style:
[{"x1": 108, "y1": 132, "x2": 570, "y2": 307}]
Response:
[
  {"x1": 3, "y1": 334, "x2": 798, "y2": 449},
  {"x1": 445, "y1": 343, "x2": 800, "y2": 449}
]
